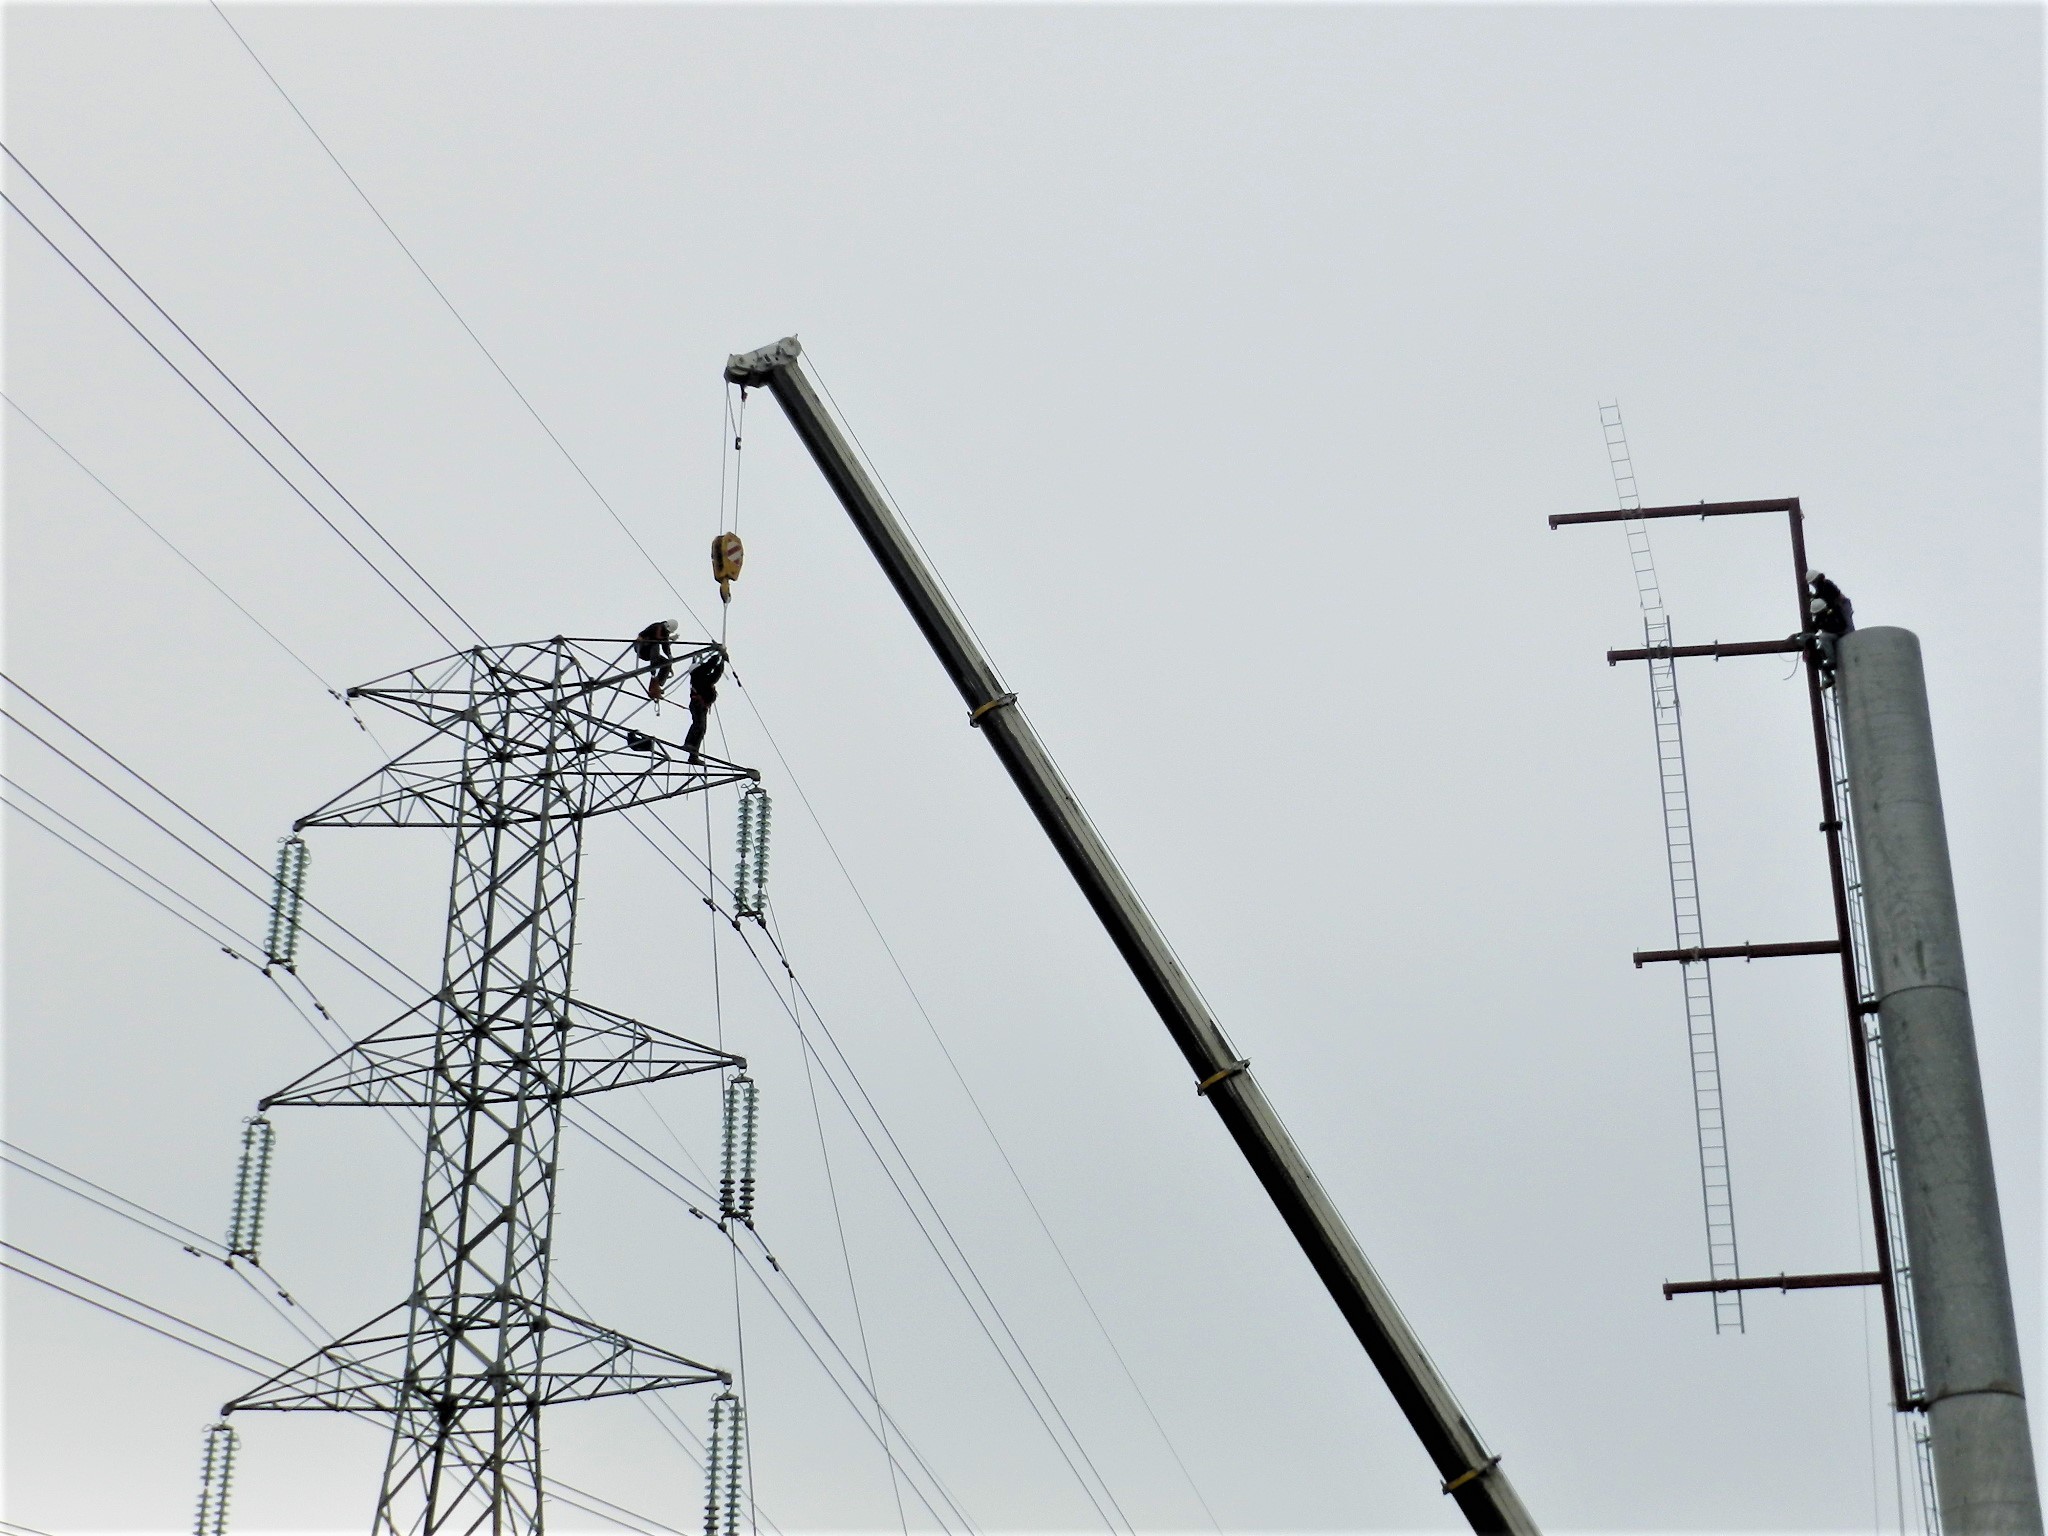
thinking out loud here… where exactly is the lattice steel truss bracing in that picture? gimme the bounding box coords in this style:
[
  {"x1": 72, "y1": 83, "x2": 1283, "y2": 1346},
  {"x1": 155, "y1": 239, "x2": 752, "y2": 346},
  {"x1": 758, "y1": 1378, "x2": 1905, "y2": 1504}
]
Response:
[
  {"x1": 1603, "y1": 404, "x2": 1742, "y2": 1332},
  {"x1": 227, "y1": 636, "x2": 755, "y2": 1535}
]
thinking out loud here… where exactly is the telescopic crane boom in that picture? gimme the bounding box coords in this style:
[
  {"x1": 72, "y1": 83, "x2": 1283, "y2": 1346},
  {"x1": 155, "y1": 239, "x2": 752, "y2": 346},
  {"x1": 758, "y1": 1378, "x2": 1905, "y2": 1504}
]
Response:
[{"x1": 725, "y1": 336, "x2": 1538, "y2": 1535}]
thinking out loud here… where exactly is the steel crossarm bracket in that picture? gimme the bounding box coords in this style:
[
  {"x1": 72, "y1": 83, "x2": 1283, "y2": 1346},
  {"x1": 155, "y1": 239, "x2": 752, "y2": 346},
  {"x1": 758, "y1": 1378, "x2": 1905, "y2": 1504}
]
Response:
[
  {"x1": 1606, "y1": 638, "x2": 1807, "y2": 665},
  {"x1": 1632, "y1": 940, "x2": 1842, "y2": 968},
  {"x1": 226, "y1": 1303, "x2": 728, "y2": 1415},
  {"x1": 1663, "y1": 1271, "x2": 1882, "y2": 1298},
  {"x1": 260, "y1": 994, "x2": 743, "y2": 1108},
  {"x1": 299, "y1": 735, "x2": 754, "y2": 829}
]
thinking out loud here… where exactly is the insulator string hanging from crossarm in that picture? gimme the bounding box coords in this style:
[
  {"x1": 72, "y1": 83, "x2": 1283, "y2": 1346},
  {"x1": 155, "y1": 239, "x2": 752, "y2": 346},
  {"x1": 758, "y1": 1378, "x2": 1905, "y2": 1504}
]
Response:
[
  {"x1": 704, "y1": 1388, "x2": 746, "y2": 1536},
  {"x1": 225, "y1": 1116, "x2": 275, "y2": 1265},
  {"x1": 263, "y1": 835, "x2": 308, "y2": 971},
  {"x1": 734, "y1": 785, "x2": 771, "y2": 920},
  {"x1": 194, "y1": 1419, "x2": 238, "y2": 1536},
  {"x1": 721, "y1": 1075, "x2": 759, "y2": 1228}
]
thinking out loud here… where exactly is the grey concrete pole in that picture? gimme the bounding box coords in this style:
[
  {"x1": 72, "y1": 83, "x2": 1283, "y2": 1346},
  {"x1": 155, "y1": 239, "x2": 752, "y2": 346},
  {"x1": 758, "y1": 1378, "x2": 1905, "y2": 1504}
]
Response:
[{"x1": 1839, "y1": 627, "x2": 2042, "y2": 1535}]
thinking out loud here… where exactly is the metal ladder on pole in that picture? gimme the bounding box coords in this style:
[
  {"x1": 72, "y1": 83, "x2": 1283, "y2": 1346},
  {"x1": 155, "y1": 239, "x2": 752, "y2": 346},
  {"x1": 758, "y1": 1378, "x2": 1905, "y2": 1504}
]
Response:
[
  {"x1": 1822, "y1": 678, "x2": 1943, "y2": 1533},
  {"x1": 1604, "y1": 404, "x2": 1745, "y2": 1333}
]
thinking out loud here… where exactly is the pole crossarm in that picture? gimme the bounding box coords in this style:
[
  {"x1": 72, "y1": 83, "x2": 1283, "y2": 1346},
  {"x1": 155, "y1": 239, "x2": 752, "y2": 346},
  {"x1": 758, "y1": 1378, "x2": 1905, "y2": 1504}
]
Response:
[
  {"x1": 1663, "y1": 1271, "x2": 1882, "y2": 1299},
  {"x1": 1632, "y1": 940, "x2": 1842, "y2": 968},
  {"x1": 1549, "y1": 498, "x2": 1801, "y2": 529},
  {"x1": 241, "y1": 635, "x2": 753, "y2": 1534},
  {"x1": 1606, "y1": 638, "x2": 1806, "y2": 665},
  {"x1": 225, "y1": 1301, "x2": 728, "y2": 1415}
]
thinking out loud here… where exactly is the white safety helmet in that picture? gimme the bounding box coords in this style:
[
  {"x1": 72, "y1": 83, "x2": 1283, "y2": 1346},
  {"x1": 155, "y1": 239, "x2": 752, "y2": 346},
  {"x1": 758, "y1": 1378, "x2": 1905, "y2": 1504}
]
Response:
[
  {"x1": 1806, "y1": 570, "x2": 1824, "y2": 585},
  {"x1": 662, "y1": 619, "x2": 682, "y2": 638}
]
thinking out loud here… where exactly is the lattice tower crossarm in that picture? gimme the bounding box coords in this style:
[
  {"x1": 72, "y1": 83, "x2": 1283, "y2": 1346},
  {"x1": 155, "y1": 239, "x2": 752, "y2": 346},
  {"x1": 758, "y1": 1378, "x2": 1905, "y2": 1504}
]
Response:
[{"x1": 226, "y1": 637, "x2": 757, "y2": 1535}]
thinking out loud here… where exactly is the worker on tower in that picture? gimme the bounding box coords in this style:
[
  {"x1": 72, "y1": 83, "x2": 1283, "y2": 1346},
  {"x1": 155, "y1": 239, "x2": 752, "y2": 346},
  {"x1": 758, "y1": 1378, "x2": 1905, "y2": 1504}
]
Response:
[
  {"x1": 635, "y1": 619, "x2": 681, "y2": 700},
  {"x1": 683, "y1": 649, "x2": 726, "y2": 764},
  {"x1": 1805, "y1": 570, "x2": 1854, "y2": 676}
]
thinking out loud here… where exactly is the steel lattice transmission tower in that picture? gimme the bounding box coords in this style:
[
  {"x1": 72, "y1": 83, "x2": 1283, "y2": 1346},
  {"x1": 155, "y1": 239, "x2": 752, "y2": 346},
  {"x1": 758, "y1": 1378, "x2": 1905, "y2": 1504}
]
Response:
[{"x1": 227, "y1": 635, "x2": 756, "y2": 1534}]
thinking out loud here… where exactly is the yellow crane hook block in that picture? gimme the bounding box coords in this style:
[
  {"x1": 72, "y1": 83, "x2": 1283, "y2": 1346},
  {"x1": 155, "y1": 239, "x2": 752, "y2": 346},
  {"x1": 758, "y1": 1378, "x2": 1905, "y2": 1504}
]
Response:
[{"x1": 712, "y1": 532, "x2": 745, "y2": 603}]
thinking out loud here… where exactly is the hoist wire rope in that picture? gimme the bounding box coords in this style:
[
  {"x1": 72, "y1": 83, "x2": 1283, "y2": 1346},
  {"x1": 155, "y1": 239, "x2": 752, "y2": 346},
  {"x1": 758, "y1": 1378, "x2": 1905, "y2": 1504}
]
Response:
[
  {"x1": 0, "y1": 144, "x2": 480, "y2": 648},
  {"x1": 725, "y1": 1233, "x2": 977, "y2": 1535},
  {"x1": 627, "y1": 804, "x2": 1127, "y2": 1533},
  {"x1": 199, "y1": 5, "x2": 716, "y2": 646},
  {"x1": 4, "y1": 705, "x2": 953, "y2": 1529},
  {"x1": 3, "y1": 393, "x2": 342, "y2": 701}
]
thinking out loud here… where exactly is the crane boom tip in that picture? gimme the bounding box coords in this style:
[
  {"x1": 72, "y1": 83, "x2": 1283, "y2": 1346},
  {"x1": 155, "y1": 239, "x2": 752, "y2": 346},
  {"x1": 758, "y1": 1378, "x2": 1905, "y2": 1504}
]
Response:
[{"x1": 724, "y1": 336, "x2": 802, "y2": 386}]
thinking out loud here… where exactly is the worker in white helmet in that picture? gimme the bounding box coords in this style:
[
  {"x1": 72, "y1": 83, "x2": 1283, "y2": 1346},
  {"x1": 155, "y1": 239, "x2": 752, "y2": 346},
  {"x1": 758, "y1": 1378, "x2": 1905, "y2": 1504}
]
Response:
[{"x1": 635, "y1": 619, "x2": 682, "y2": 700}]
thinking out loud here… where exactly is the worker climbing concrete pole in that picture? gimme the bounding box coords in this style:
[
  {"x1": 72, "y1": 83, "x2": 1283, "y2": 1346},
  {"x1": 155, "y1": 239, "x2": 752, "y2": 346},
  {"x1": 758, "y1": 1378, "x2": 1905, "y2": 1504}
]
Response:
[{"x1": 1838, "y1": 626, "x2": 2042, "y2": 1536}]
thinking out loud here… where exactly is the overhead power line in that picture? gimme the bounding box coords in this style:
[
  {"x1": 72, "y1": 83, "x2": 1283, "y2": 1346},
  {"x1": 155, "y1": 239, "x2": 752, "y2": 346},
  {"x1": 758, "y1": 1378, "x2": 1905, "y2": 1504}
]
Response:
[
  {"x1": 0, "y1": 144, "x2": 479, "y2": 649},
  {"x1": 205, "y1": 2, "x2": 714, "y2": 643}
]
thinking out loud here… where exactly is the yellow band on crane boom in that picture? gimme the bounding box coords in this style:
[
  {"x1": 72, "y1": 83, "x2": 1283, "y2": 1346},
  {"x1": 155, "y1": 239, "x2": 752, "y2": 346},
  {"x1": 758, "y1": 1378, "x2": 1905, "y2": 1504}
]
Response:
[{"x1": 968, "y1": 692, "x2": 1018, "y2": 727}]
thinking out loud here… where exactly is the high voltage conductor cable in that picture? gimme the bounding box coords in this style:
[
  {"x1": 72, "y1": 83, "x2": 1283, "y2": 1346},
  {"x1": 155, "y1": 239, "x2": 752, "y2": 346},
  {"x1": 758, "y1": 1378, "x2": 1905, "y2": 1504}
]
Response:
[
  {"x1": 711, "y1": 657, "x2": 1215, "y2": 1528},
  {"x1": 8, "y1": 675, "x2": 1065, "y2": 1525},
  {"x1": 0, "y1": 1246, "x2": 688, "y2": 1536},
  {"x1": 1, "y1": 1240, "x2": 286, "y2": 1375},
  {"x1": 2, "y1": 772, "x2": 772, "y2": 1517},
  {"x1": 203, "y1": 5, "x2": 717, "y2": 643},
  {"x1": 796, "y1": 1029, "x2": 908, "y2": 1536},
  {"x1": 2, "y1": 394, "x2": 345, "y2": 701},
  {"x1": 0, "y1": 678, "x2": 419, "y2": 999},
  {"x1": 628, "y1": 805, "x2": 1128, "y2": 1532},
  {"x1": 6, "y1": 786, "x2": 943, "y2": 1534},
  {"x1": 564, "y1": 1111, "x2": 971, "y2": 1533},
  {"x1": 0, "y1": 154, "x2": 475, "y2": 649},
  {"x1": 0, "y1": 778, "x2": 259, "y2": 962},
  {"x1": 725, "y1": 914, "x2": 1134, "y2": 1535}
]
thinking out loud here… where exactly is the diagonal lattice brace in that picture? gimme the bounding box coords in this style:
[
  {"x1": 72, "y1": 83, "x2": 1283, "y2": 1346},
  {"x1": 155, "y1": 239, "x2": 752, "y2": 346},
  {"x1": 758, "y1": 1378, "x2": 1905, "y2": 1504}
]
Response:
[
  {"x1": 261, "y1": 994, "x2": 742, "y2": 1109},
  {"x1": 226, "y1": 1302, "x2": 728, "y2": 1415}
]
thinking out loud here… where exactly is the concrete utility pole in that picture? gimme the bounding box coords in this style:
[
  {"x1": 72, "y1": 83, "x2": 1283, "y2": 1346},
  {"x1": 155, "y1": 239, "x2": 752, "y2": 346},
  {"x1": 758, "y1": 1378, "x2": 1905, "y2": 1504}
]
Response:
[{"x1": 1839, "y1": 626, "x2": 2043, "y2": 1536}]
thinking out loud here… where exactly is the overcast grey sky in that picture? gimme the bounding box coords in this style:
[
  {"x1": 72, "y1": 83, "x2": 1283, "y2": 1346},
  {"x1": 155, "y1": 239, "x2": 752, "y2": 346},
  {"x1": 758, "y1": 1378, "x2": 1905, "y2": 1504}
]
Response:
[{"x1": 3, "y1": 4, "x2": 2040, "y2": 1532}]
